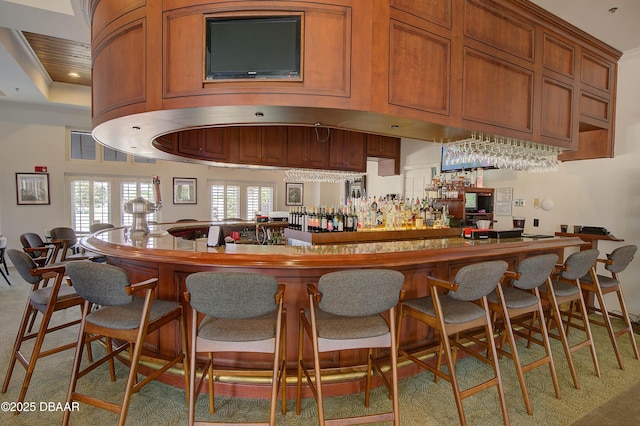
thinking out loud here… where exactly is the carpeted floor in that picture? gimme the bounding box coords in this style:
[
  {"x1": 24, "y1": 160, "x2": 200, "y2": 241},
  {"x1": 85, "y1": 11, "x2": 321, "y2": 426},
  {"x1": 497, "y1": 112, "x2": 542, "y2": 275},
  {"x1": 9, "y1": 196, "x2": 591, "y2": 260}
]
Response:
[{"x1": 1, "y1": 268, "x2": 640, "y2": 425}]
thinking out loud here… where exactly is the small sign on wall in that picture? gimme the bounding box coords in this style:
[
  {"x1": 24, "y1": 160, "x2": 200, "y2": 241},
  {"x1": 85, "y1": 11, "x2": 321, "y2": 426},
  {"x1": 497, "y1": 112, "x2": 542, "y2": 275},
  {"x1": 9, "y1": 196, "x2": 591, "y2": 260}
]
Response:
[
  {"x1": 495, "y1": 187, "x2": 513, "y2": 216},
  {"x1": 34, "y1": 166, "x2": 48, "y2": 173}
]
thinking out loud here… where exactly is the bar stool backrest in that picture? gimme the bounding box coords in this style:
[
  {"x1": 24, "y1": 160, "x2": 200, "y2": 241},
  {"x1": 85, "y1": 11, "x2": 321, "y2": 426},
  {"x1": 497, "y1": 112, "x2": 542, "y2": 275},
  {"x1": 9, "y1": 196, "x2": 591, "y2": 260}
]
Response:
[
  {"x1": 450, "y1": 260, "x2": 508, "y2": 301},
  {"x1": 317, "y1": 269, "x2": 404, "y2": 316},
  {"x1": 186, "y1": 271, "x2": 278, "y2": 318},
  {"x1": 561, "y1": 249, "x2": 599, "y2": 280},
  {"x1": 65, "y1": 261, "x2": 133, "y2": 306},
  {"x1": 606, "y1": 245, "x2": 637, "y2": 274},
  {"x1": 7, "y1": 249, "x2": 42, "y2": 285},
  {"x1": 512, "y1": 254, "x2": 559, "y2": 290}
]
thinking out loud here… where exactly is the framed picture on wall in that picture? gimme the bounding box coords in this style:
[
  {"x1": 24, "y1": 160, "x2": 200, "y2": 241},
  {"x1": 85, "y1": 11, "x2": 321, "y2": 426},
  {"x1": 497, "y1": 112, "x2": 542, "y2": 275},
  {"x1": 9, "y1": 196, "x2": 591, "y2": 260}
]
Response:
[
  {"x1": 286, "y1": 183, "x2": 303, "y2": 206},
  {"x1": 173, "y1": 177, "x2": 197, "y2": 204},
  {"x1": 16, "y1": 173, "x2": 50, "y2": 205}
]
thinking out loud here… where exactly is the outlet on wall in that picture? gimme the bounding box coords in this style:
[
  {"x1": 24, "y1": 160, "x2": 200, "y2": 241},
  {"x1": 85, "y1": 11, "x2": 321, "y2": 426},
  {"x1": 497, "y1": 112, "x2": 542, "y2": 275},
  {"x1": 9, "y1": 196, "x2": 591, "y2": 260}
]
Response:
[
  {"x1": 514, "y1": 199, "x2": 525, "y2": 207},
  {"x1": 533, "y1": 218, "x2": 539, "y2": 227}
]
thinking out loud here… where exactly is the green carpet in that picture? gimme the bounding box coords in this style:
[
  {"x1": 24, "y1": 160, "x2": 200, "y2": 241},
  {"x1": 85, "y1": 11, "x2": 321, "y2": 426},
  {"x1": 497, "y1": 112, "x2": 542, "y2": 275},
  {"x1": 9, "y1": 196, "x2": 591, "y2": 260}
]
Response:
[{"x1": 1, "y1": 269, "x2": 639, "y2": 425}]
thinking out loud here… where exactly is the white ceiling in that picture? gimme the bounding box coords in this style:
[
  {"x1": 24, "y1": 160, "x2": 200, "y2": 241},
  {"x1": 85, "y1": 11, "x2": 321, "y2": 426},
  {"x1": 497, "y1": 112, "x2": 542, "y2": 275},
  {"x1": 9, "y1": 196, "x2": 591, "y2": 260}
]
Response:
[{"x1": 0, "y1": 0, "x2": 639, "y2": 109}]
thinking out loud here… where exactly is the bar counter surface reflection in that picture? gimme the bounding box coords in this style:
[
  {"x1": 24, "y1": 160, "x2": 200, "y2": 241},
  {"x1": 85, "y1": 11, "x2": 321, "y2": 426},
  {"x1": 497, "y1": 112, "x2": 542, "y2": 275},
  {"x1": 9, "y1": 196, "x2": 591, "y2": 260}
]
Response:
[{"x1": 81, "y1": 224, "x2": 588, "y2": 399}]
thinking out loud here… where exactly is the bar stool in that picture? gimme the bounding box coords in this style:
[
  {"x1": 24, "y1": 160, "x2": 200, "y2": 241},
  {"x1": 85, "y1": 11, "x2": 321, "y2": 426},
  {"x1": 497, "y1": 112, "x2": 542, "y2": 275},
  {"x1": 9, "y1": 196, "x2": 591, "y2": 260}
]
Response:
[
  {"x1": 539, "y1": 249, "x2": 601, "y2": 389},
  {"x1": 62, "y1": 261, "x2": 189, "y2": 426},
  {"x1": 297, "y1": 269, "x2": 404, "y2": 426},
  {"x1": 184, "y1": 271, "x2": 286, "y2": 426},
  {"x1": 398, "y1": 261, "x2": 510, "y2": 426},
  {"x1": 0, "y1": 236, "x2": 10, "y2": 285},
  {"x1": 1, "y1": 249, "x2": 86, "y2": 411},
  {"x1": 578, "y1": 245, "x2": 639, "y2": 369},
  {"x1": 487, "y1": 254, "x2": 561, "y2": 415}
]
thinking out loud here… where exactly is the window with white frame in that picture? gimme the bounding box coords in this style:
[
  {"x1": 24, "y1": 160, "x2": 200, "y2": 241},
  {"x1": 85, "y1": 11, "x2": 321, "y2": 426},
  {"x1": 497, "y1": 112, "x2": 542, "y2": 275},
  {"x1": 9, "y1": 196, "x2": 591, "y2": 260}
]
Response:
[
  {"x1": 210, "y1": 181, "x2": 274, "y2": 221},
  {"x1": 69, "y1": 178, "x2": 111, "y2": 232},
  {"x1": 68, "y1": 130, "x2": 156, "y2": 164},
  {"x1": 67, "y1": 175, "x2": 161, "y2": 232},
  {"x1": 70, "y1": 131, "x2": 97, "y2": 160},
  {"x1": 121, "y1": 180, "x2": 159, "y2": 226}
]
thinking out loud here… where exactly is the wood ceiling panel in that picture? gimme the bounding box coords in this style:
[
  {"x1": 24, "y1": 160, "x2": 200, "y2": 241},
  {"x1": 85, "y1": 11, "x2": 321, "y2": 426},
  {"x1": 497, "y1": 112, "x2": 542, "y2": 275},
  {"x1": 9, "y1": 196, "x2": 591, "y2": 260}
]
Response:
[{"x1": 23, "y1": 32, "x2": 91, "y2": 87}]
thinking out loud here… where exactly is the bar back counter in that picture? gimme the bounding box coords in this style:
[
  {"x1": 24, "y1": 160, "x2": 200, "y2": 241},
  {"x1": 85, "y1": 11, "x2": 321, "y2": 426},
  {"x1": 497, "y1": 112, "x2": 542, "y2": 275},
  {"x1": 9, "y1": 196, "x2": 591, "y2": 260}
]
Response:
[{"x1": 81, "y1": 224, "x2": 587, "y2": 398}]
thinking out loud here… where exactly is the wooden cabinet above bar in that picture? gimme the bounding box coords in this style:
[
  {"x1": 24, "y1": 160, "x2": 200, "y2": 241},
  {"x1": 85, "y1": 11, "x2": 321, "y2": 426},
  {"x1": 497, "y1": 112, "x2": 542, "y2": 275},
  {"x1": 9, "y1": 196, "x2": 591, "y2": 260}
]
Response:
[{"x1": 90, "y1": 0, "x2": 622, "y2": 163}]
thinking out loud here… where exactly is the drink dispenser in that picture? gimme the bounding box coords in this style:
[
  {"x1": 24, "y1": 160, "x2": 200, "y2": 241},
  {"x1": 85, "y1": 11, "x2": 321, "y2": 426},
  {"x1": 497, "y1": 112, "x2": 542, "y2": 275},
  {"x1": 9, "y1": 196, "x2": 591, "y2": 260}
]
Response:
[{"x1": 124, "y1": 197, "x2": 160, "y2": 236}]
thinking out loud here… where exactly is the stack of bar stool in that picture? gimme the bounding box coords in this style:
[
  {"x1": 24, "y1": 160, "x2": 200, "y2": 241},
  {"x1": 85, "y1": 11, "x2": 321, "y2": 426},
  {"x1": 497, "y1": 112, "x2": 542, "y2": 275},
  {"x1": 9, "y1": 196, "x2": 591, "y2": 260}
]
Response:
[
  {"x1": 487, "y1": 254, "x2": 561, "y2": 415},
  {"x1": 398, "y1": 260, "x2": 510, "y2": 426},
  {"x1": 577, "y1": 244, "x2": 639, "y2": 369}
]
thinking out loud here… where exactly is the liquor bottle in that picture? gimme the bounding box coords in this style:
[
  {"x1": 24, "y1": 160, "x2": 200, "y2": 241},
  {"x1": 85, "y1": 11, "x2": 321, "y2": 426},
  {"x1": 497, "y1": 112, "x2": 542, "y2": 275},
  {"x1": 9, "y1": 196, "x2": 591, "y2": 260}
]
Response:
[
  {"x1": 345, "y1": 206, "x2": 354, "y2": 232},
  {"x1": 326, "y1": 208, "x2": 334, "y2": 232},
  {"x1": 320, "y1": 207, "x2": 327, "y2": 232},
  {"x1": 301, "y1": 207, "x2": 308, "y2": 232}
]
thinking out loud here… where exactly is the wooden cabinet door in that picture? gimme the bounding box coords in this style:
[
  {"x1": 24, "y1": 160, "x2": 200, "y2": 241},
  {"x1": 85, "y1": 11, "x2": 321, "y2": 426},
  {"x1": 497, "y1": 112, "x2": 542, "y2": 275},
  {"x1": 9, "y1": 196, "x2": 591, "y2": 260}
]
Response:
[
  {"x1": 367, "y1": 134, "x2": 400, "y2": 158},
  {"x1": 201, "y1": 128, "x2": 229, "y2": 161},
  {"x1": 261, "y1": 126, "x2": 287, "y2": 165},
  {"x1": 287, "y1": 127, "x2": 329, "y2": 168},
  {"x1": 177, "y1": 129, "x2": 201, "y2": 157},
  {"x1": 237, "y1": 127, "x2": 263, "y2": 163},
  {"x1": 329, "y1": 130, "x2": 366, "y2": 171}
]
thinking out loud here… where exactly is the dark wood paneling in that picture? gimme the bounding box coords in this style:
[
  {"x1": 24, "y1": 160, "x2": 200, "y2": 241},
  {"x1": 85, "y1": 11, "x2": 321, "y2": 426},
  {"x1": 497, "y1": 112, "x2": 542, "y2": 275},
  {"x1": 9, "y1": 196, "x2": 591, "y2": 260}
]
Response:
[
  {"x1": 391, "y1": 0, "x2": 452, "y2": 29},
  {"x1": 164, "y1": 12, "x2": 204, "y2": 95},
  {"x1": 559, "y1": 128, "x2": 611, "y2": 160},
  {"x1": 91, "y1": 0, "x2": 146, "y2": 40},
  {"x1": 92, "y1": 20, "x2": 146, "y2": 116},
  {"x1": 462, "y1": 48, "x2": 534, "y2": 133},
  {"x1": 463, "y1": 0, "x2": 535, "y2": 63},
  {"x1": 581, "y1": 52, "x2": 612, "y2": 93},
  {"x1": 580, "y1": 91, "x2": 610, "y2": 123},
  {"x1": 389, "y1": 20, "x2": 450, "y2": 115},
  {"x1": 541, "y1": 77, "x2": 573, "y2": 142},
  {"x1": 543, "y1": 33, "x2": 575, "y2": 79}
]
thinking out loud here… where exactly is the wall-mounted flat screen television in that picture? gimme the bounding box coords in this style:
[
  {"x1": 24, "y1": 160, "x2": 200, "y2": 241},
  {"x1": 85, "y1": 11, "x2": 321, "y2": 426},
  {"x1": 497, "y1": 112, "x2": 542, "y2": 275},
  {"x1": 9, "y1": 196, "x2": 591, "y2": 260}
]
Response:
[
  {"x1": 440, "y1": 145, "x2": 497, "y2": 173},
  {"x1": 206, "y1": 15, "x2": 302, "y2": 80}
]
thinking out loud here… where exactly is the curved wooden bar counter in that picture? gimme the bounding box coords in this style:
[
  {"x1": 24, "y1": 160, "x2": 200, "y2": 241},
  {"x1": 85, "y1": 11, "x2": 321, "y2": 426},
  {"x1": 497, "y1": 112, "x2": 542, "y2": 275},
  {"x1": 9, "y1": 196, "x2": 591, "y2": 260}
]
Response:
[{"x1": 81, "y1": 224, "x2": 588, "y2": 398}]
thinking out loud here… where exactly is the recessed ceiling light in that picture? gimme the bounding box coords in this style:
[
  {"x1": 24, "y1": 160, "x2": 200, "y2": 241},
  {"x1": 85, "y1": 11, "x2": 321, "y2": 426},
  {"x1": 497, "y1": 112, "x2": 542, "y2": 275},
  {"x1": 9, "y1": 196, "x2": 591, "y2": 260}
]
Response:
[{"x1": 68, "y1": 72, "x2": 81, "y2": 78}]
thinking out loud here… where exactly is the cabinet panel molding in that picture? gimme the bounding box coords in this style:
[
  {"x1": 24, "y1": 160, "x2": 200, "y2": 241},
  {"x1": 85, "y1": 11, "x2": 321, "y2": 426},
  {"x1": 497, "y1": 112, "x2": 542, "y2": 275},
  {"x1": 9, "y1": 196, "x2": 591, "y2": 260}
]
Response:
[
  {"x1": 541, "y1": 77, "x2": 573, "y2": 142},
  {"x1": 543, "y1": 33, "x2": 575, "y2": 79},
  {"x1": 581, "y1": 52, "x2": 612, "y2": 94},
  {"x1": 462, "y1": 48, "x2": 534, "y2": 133},
  {"x1": 389, "y1": 20, "x2": 450, "y2": 115},
  {"x1": 463, "y1": 0, "x2": 535, "y2": 63},
  {"x1": 391, "y1": 0, "x2": 452, "y2": 29}
]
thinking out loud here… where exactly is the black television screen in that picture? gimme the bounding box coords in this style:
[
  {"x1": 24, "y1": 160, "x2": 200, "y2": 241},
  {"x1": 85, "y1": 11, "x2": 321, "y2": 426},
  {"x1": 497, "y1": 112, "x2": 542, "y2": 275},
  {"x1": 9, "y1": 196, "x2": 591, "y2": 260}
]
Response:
[{"x1": 206, "y1": 15, "x2": 301, "y2": 80}]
